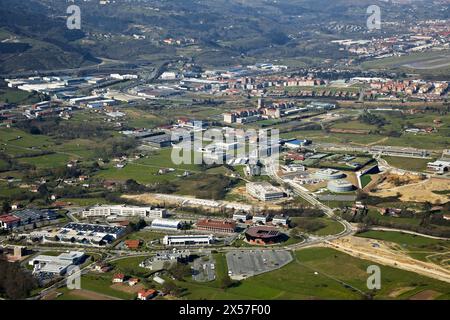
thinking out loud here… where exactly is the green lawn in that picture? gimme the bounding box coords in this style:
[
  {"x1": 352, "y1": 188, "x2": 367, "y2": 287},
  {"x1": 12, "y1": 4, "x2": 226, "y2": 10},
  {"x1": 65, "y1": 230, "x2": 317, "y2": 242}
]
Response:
[
  {"x1": 175, "y1": 248, "x2": 450, "y2": 300},
  {"x1": 360, "y1": 174, "x2": 372, "y2": 188},
  {"x1": 291, "y1": 217, "x2": 345, "y2": 236}
]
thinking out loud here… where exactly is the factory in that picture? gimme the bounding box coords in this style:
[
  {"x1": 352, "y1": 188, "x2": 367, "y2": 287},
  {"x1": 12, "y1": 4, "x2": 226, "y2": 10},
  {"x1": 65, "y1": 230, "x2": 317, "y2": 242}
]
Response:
[
  {"x1": 82, "y1": 205, "x2": 168, "y2": 219},
  {"x1": 246, "y1": 182, "x2": 285, "y2": 201},
  {"x1": 151, "y1": 218, "x2": 183, "y2": 230},
  {"x1": 29, "y1": 251, "x2": 85, "y2": 275},
  {"x1": 162, "y1": 234, "x2": 215, "y2": 246}
]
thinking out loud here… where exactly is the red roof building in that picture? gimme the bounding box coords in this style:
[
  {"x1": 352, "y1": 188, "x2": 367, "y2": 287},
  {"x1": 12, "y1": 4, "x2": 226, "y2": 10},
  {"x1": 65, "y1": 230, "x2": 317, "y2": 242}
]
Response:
[
  {"x1": 112, "y1": 273, "x2": 125, "y2": 283},
  {"x1": 0, "y1": 215, "x2": 21, "y2": 230},
  {"x1": 125, "y1": 239, "x2": 141, "y2": 250},
  {"x1": 137, "y1": 289, "x2": 156, "y2": 300},
  {"x1": 196, "y1": 219, "x2": 236, "y2": 233}
]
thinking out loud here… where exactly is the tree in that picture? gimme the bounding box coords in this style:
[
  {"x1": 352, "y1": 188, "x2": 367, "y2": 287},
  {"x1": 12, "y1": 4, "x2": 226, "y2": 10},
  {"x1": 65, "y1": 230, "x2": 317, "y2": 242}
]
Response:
[{"x1": 2, "y1": 201, "x2": 11, "y2": 214}]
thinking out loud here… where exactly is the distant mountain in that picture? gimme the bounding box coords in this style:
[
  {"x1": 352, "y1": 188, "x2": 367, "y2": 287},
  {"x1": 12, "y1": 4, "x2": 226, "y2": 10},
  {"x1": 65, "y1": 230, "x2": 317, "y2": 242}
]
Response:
[
  {"x1": 0, "y1": 0, "x2": 99, "y2": 74},
  {"x1": 0, "y1": 0, "x2": 447, "y2": 74}
]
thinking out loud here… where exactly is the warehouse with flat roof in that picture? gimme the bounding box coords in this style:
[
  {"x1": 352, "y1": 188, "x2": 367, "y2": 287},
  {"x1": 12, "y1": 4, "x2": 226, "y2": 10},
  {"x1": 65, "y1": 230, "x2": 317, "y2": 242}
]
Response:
[{"x1": 163, "y1": 234, "x2": 215, "y2": 246}]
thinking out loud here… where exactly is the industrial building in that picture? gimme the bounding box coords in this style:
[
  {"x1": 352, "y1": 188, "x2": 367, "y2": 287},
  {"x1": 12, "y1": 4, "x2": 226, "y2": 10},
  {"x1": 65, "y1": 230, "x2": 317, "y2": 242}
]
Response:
[
  {"x1": 246, "y1": 182, "x2": 285, "y2": 201},
  {"x1": 29, "y1": 251, "x2": 85, "y2": 275},
  {"x1": 327, "y1": 179, "x2": 354, "y2": 193},
  {"x1": 163, "y1": 234, "x2": 215, "y2": 246},
  {"x1": 0, "y1": 209, "x2": 59, "y2": 230},
  {"x1": 151, "y1": 218, "x2": 182, "y2": 230},
  {"x1": 196, "y1": 219, "x2": 237, "y2": 233},
  {"x1": 313, "y1": 169, "x2": 346, "y2": 180},
  {"x1": 30, "y1": 223, "x2": 126, "y2": 246},
  {"x1": 284, "y1": 139, "x2": 311, "y2": 149},
  {"x1": 141, "y1": 134, "x2": 173, "y2": 148},
  {"x1": 82, "y1": 205, "x2": 167, "y2": 219}
]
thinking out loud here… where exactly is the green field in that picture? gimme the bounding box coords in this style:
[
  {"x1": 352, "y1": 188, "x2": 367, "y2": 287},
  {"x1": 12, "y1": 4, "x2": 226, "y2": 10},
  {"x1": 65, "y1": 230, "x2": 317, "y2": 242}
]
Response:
[
  {"x1": 382, "y1": 156, "x2": 431, "y2": 172},
  {"x1": 175, "y1": 248, "x2": 450, "y2": 300},
  {"x1": 291, "y1": 217, "x2": 345, "y2": 236}
]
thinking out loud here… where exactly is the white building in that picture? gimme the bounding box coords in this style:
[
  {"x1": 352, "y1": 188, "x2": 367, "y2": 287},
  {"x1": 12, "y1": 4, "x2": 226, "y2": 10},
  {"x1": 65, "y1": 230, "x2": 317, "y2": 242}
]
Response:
[
  {"x1": 151, "y1": 218, "x2": 182, "y2": 230},
  {"x1": 163, "y1": 235, "x2": 214, "y2": 246},
  {"x1": 232, "y1": 212, "x2": 251, "y2": 222},
  {"x1": 427, "y1": 160, "x2": 450, "y2": 174},
  {"x1": 281, "y1": 164, "x2": 306, "y2": 173},
  {"x1": 272, "y1": 215, "x2": 290, "y2": 226},
  {"x1": 29, "y1": 251, "x2": 85, "y2": 275},
  {"x1": 252, "y1": 214, "x2": 269, "y2": 224},
  {"x1": 82, "y1": 205, "x2": 167, "y2": 219},
  {"x1": 246, "y1": 182, "x2": 285, "y2": 201}
]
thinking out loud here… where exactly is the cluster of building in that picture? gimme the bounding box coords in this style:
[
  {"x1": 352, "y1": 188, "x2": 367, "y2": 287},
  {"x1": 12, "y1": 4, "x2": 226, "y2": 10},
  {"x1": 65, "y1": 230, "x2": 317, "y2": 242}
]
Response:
[
  {"x1": 333, "y1": 20, "x2": 450, "y2": 61},
  {"x1": 232, "y1": 213, "x2": 290, "y2": 227},
  {"x1": 352, "y1": 77, "x2": 449, "y2": 101},
  {"x1": 0, "y1": 209, "x2": 59, "y2": 230},
  {"x1": 29, "y1": 223, "x2": 126, "y2": 246},
  {"x1": 223, "y1": 100, "x2": 336, "y2": 124}
]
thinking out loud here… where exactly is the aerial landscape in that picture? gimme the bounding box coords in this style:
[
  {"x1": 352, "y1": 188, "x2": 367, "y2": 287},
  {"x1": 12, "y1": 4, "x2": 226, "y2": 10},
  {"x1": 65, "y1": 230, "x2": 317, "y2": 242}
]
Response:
[{"x1": 0, "y1": 0, "x2": 449, "y2": 307}]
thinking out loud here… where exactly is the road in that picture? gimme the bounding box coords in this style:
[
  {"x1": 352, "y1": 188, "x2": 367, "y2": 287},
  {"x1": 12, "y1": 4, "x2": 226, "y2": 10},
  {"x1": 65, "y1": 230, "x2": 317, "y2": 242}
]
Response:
[{"x1": 263, "y1": 157, "x2": 355, "y2": 239}]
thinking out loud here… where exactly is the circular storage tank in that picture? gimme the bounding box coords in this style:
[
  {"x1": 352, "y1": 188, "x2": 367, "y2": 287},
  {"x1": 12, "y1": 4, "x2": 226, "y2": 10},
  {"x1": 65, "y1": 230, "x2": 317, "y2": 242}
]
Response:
[
  {"x1": 327, "y1": 179, "x2": 354, "y2": 193},
  {"x1": 313, "y1": 168, "x2": 346, "y2": 180}
]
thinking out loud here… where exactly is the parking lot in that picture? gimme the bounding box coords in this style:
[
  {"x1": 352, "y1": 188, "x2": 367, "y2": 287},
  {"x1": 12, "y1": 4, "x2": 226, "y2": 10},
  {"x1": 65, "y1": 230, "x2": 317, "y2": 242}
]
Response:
[{"x1": 226, "y1": 250, "x2": 293, "y2": 280}]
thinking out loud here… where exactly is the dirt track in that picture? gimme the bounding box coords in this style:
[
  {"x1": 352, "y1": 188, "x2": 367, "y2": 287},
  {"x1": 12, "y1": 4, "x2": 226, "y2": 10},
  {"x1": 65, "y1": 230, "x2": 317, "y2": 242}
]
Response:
[
  {"x1": 68, "y1": 289, "x2": 122, "y2": 300},
  {"x1": 325, "y1": 236, "x2": 450, "y2": 283}
]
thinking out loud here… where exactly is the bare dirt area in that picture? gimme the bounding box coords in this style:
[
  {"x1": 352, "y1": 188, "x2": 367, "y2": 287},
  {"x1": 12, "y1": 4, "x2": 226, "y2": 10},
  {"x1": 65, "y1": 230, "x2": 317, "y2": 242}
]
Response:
[
  {"x1": 409, "y1": 290, "x2": 441, "y2": 300},
  {"x1": 388, "y1": 286, "x2": 416, "y2": 298},
  {"x1": 110, "y1": 283, "x2": 145, "y2": 294},
  {"x1": 66, "y1": 289, "x2": 122, "y2": 300},
  {"x1": 227, "y1": 186, "x2": 283, "y2": 209},
  {"x1": 325, "y1": 236, "x2": 450, "y2": 283},
  {"x1": 370, "y1": 176, "x2": 449, "y2": 204}
]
